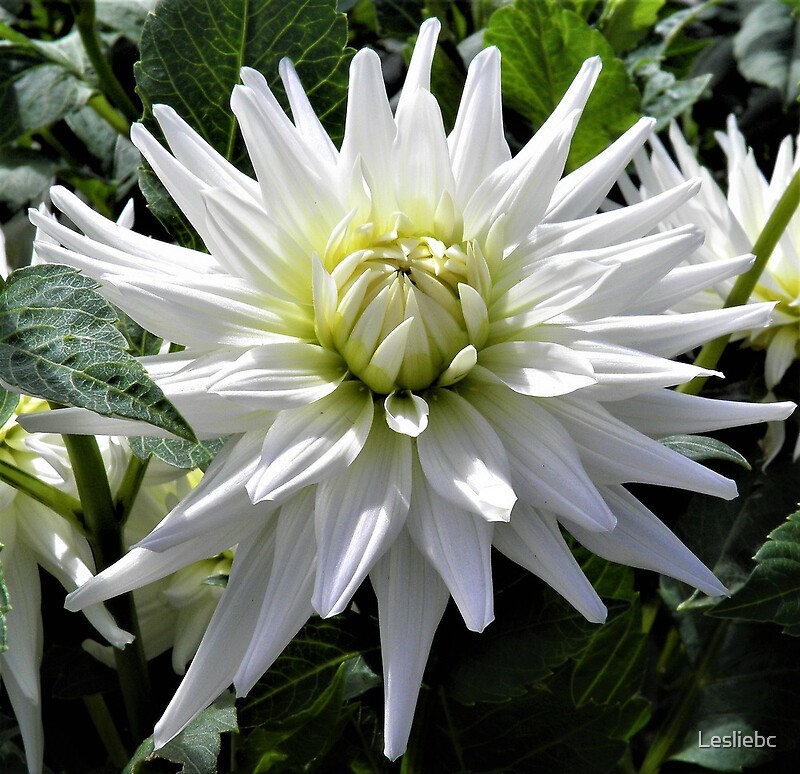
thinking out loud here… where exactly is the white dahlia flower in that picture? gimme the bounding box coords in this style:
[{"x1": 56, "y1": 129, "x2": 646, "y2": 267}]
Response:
[
  {"x1": 620, "y1": 117, "x2": 800, "y2": 458},
  {"x1": 22, "y1": 19, "x2": 795, "y2": 759}
]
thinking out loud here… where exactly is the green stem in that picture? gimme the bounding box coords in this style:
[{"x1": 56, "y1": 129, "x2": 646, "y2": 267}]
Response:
[
  {"x1": 60, "y1": 433, "x2": 152, "y2": 740},
  {"x1": 678, "y1": 164, "x2": 800, "y2": 396},
  {"x1": 87, "y1": 93, "x2": 130, "y2": 137},
  {"x1": 83, "y1": 693, "x2": 129, "y2": 768},
  {"x1": 0, "y1": 458, "x2": 86, "y2": 534},
  {"x1": 639, "y1": 621, "x2": 730, "y2": 774},
  {"x1": 114, "y1": 454, "x2": 150, "y2": 527},
  {"x1": 70, "y1": 0, "x2": 139, "y2": 123}
]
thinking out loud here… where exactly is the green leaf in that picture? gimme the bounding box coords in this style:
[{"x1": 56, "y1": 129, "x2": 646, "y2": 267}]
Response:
[
  {"x1": 0, "y1": 544, "x2": 10, "y2": 654},
  {"x1": 598, "y1": 0, "x2": 666, "y2": 53},
  {"x1": 660, "y1": 434, "x2": 751, "y2": 469},
  {"x1": 0, "y1": 387, "x2": 19, "y2": 428},
  {"x1": 0, "y1": 57, "x2": 94, "y2": 144},
  {"x1": 95, "y1": 0, "x2": 156, "y2": 44},
  {"x1": 639, "y1": 67, "x2": 711, "y2": 129},
  {"x1": 136, "y1": 0, "x2": 352, "y2": 164},
  {"x1": 0, "y1": 264, "x2": 196, "y2": 442},
  {"x1": 0, "y1": 147, "x2": 58, "y2": 210},
  {"x1": 373, "y1": 0, "x2": 425, "y2": 38},
  {"x1": 237, "y1": 616, "x2": 380, "y2": 772},
  {"x1": 125, "y1": 692, "x2": 237, "y2": 774},
  {"x1": 129, "y1": 435, "x2": 228, "y2": 471},
  {"x1": 712, "y1": 509, "x2": 800, "y2": 635},
  {"x1": 571, "y1": 603, "x2": 647, "y2": 708},
  {"x1": 115, "y1": 310, "x2": 163, "y2": 358},
  {"x1": 425, "y1": 672, "x2": 628, "y2": 773},
  {"x1": 484, "y1": 0, "x2": 641, "y2": 169},
  {"x1": 733, "y1": 0, "x2": 800, "y2": 104},
  {"x1": 665, "y1": 622, "x2": 800, "y2": 771}
]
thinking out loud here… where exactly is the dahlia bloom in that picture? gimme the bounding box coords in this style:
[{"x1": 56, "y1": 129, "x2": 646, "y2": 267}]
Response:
[
  {"x1": 621, "y1": 118, "x2": 800, "y2": 458},
  {"x1": 22, "y1": 19, "x2": 795, "y2": 758}
]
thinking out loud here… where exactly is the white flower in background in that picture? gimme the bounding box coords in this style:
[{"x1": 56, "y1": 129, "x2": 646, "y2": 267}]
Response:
[
  {"x1": 620, "y1": 117, "x2": 800, "y2": 458},
  {"x1": 0, "y1": 398, "x2": 134, "y2": 774},
  {"x1": 22, "y1": 19, "x2": 795, "y2": 760}
]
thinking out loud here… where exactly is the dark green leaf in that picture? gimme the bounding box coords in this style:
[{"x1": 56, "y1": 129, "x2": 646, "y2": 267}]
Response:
[
  {"x1": 373, "y1": 0, "x2": 424, "y2": 38},
  {"x1": 0, "y1": 264, "x2": 196, "y2": 441},
  {"x1": 129, "y1": 435, "x2": 228, "y2": 471},
  {"x1": 666, "y1": 622, "x2": 800, "y2": 771},
  {"x1": 115, "y1": 310, "x2": 163, "y2": 358},
  {"x1": 125, "y1": 692, "x2": 237, "y2": 774},
  {"x1": 0, "y1": 387, "x2": 19, "y2": 428},
  {"x1": 571, "y1": 603, "x2": 647, "y2": 708},
  {"x1": 660, "y1": 434, "x2": 751, "y2": 469},
  {"x1": 426, "y1": 672, "x2": 628, "y2": 773},
  {"x1": 135, "y1": 0, "x2": 353, "y2": 164},
  {"x1": 712, "y1": 509, "x2": 800, "y2": 635},
  {"x1": 484, "y1": 0, "x2": 641, "y2": 169}
]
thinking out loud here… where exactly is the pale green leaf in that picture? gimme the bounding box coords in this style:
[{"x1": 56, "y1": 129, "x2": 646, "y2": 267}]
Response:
[
  {"x1": 129, "y1": 435, "x2": 228, "y2": 471},
  {"x1": 660, "y1": 434, "x2": 751, "y2": 470},
  {"x1": 598, "y1": 0, "x2": 666, "y2": 53}
]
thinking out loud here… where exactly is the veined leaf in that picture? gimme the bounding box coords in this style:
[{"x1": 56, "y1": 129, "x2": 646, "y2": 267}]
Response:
[
  {"x1": 712, "y1": 509, "x2": 800, "y2": 635},
  {"x1": 125, "y1": 692, "x2": 237, "y2": 774},
  {"x1": 0, "y1": 264, "x2": 196, "y2": 442},
  {"x1": 484, "y1": 0, "x2": 641, "y2": 169},
  {"x1": 129, "y1": 435, "x2": 228, "y2": 471}
]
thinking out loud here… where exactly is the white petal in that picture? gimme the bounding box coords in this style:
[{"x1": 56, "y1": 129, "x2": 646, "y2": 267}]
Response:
[
  {"x1": 463, "y1": 381, "x2": 616, "y2": 531},
  {"x1": 209, "y1": 343, "x2": 346, "y2": 409},
  {"x1": 449, "y1": 47, "x2": 511, "y2": 208},
  {"x1": 369, "y1": 530, "x2": 449, "y2": 760},
  {"x1": 407, "y1": 456, "x2": 494, "y2": 631},
  {"x1": 417, "y1": 388, "x2": 516, "y2": 521},
  {"x1": 313, "y1": 418, "x2": 412, "y2": 617},
  {"x1": 153, "y1": 519, "x2": 278, "y2": 747},
  {"x1": 478, "y1": 341, "x2": 596, "y2": 397},
  {"x1": 569, "y1": 485, "x2": 727, "y2": 596},
  {"x1": 1, "y1": 663, "x2": 45, "y2": 774},
  {"x1": 384, "y1": 391, "x2": 429, "y2": 437},
  {"x1": 765, "y1": 325, "x2": 798, "y2": 389},
  {"x1": 233, "y1": 489, "x2": 317, "y2": 694},
  {"x1": 607, "y1": 389, "x2": 796, "y2": 437},
  {"x1": 547, "y1": 396, "x2": 738, "y2": 499},
  {"x1": 246, "y1": 381, "x2": 374, "y2": 503},
  {"x1": 396, "y1": 18, "x2": 440, "y2": 110},
  {"x1": 494, "y1": 506, "x2": 607, "y2": 623}
]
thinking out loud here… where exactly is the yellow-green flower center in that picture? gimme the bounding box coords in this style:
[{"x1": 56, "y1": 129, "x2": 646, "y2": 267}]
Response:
[{"x1": 323, "y1": 213, "x2": 489, "y2": 394}]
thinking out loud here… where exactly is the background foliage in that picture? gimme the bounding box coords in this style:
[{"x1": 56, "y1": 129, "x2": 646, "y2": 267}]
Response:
[{"x1": 1, "y1": 0, "x2": 800, "y2": 772}]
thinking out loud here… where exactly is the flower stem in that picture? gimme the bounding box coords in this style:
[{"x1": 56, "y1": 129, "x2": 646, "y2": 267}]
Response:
[
  {"x1": 69, "y1": 0, "x2": 139, "y2": 123},
  {"x1": 87, "y1": 93, "x2": 131, "y2": 137},
  {"x1": 60, "y1": 433, "x2": 152, "y2": 740},
  {"x1": 83, "y1": 693, "x2": 129, "y2": 768},
  {"x1": 114, "y1": 454, "x2": 150, "y2": 526},
  {"x1": 0, "y1": 458, "x2": 85, "y2": 534},
  {"x1": 638, "y1": 620, "x2": 729, "y2": 774},
  {"x1": 678, "y1": 164, "x2": 800, "y2": 396}
]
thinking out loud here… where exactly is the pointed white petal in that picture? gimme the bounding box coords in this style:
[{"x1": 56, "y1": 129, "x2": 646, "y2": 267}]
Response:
[
  {"x1": 547, "y1": 396, "x2": 738, "y2": 499},
  {"x1": 1, "y1": 664, "x2": 44, "y2": 774},
  {"x1": 313, "y1": 419, "x2": 411, "y2": 617},
  {"x1": 370, "y1": 530, "x2": 449, "y2": 760},
  {"x1": 397, "y1": 18, "x2": 441, "y2": 109},
  {"x1": 153, "y1": 520, "x2": 277, "y2": 747},
  {"x1": 765, "y1": 325, "x2": 798, "y2": 389},
  {"x1": 246, "y1": 382, "x2": 374, "y2": 503},
  {"x1": 233, "y1": 489, "x2": 317, "y2": 694},
  {"x1": 463, "y1": 380, "x2": 616, "y2": 531},
  {"x1": 407, "y1": 456, "x2": 494, "y2": 631},
  {"x1": 417, "y1": 388, "x2": 516, "y2": 521},
  {"x1": 569, "y1": 486, "x2": 727, "y2": 596},
  {"x1": 494, "y1": 506, "x2": 607, "y2": 622}
]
